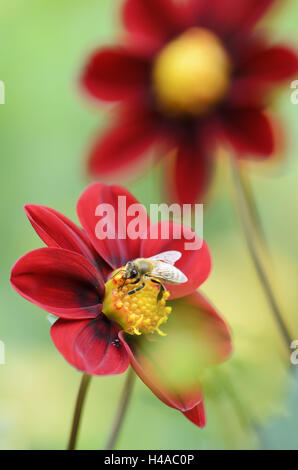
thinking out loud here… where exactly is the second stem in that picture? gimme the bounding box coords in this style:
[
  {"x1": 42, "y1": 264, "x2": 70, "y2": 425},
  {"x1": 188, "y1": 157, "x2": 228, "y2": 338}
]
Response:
[
  {"x1": 104, "y1": 368, "x2": 135, "y2": 450},
  {"x1": 231, "y1": 157, "x2": 292, "y2": 351}
]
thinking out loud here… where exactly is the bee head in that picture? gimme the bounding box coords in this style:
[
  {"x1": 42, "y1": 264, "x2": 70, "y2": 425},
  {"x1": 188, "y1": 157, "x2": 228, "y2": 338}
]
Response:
[{"x1": 124, "y1": 261, "x2": 138, "y2": 280}]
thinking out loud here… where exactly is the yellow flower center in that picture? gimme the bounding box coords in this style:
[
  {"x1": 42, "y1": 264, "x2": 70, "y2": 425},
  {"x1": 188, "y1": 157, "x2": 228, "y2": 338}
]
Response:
[
  {"x1": 103, "y1": 269, "x2": 172, "y2": 336},
  {"x1": 152, "y1": 27, "x2": 231, "y2": 116}
]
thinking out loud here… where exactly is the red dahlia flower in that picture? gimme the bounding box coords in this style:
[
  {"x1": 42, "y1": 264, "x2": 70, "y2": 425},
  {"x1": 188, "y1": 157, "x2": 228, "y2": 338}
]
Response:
[
  {"x1": 82, "y1": 0, "x2": 298, "y2": 204},
  {"x1": 10, "y1": 183, "x2": 232, "y2": 427}
]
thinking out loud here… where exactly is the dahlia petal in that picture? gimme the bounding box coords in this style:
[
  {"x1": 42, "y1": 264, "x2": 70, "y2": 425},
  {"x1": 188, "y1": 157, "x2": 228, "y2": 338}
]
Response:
[
  {"x1": 10, "y1": 247, "x2": 104, "y2": 319},
  {"x1": 182, "y1": 401, "x2": 206, "y2": 428},
  {"x1": 118, "y1": 292, "x2": 231, "y2": 423},
  {"x1": 24, "y1": 205, "x2": 102, "y2": 267},
  {"x1": 221, "y1": 109, "x2": 275, "y2": 158},
  {"x1": 164, "y1": 122, "x2": 217, "y2": 204},
  {"x1": 123, "y1": 0, "x2": 179, "y2": 47},
  {"x1": 242, "y1": 45, "x2": 298, "y2": 82},
  {"x1": 51, "y1": 316, "x2": 129, "y2": 375},
  {"x1": 119, "y1": 331, "x2": 204, "y2": 413},
  {"x1": 88, "y1": 110, "x2": 160, "y2": 178},
  {"x1": 123, "y1": 0, "x2": 210, "y2": 41},
  {"x1": 77, "y1": 183, "x2": 149, "y2": 269},
  {"x1": 210, "y1": 0, "x2": 276, "y2": 36},
  {"x1": 227, "y1": 77, "x2": 269, "y2": 109},
  {"x1": 123, "y1": 0, "x2": 208, "y2": 54},
  {"x1": 172, "y1": 143, "x2": 213, "y2": 205},
  {"x1": 141, "y1": 222, "x2": 211, "y2": 299},
  {"x1": 174, "y1": 0, "x2": 209, "y2": 28},
  {"x1": 82, "y1": 47, "x2": 150, "y2": 102},
  {"x1": 168, "y1": 292, "x2": 233, "y2": 365}
]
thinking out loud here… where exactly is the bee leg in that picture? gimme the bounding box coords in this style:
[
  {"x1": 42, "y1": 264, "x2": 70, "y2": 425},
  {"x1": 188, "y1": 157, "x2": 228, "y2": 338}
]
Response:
[
  {"x1": 151, "y1": 279, "x2": 165, "y2": 303},
  {"x1": 129, "y1": 276, "x2": 142, "y2": 285},
  {"x1": 127, "y1": 282, "x2": 145, "y2": 296},
  {"x1": 121, "y1": 275, "x2": 140, "y2": 289},
  {"x1": 157, "y1": 284, "x2": 166, "y2": 303}
]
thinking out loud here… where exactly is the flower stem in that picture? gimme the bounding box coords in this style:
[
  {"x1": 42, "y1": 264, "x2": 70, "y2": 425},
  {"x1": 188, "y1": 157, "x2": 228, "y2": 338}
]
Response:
[
  {"x1": 67, "y1": 373, "x2": 91, "y2": 450},
  {"x1": 105, "y1": 368, "x2": 135, "y2": 450},
  {"x1": 234, "y1": 167, "x2": 269, "y2": 254},
  {"x1": 231, "y1": 157, "x2": 292, "y2": 351}
]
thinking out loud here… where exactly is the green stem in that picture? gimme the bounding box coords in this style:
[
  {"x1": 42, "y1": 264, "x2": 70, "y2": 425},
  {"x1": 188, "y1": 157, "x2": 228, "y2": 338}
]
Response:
[
  {"x1": 104, "y1": 368, "x2": 135, "y2": 450},
  {"x1": 236, "y1": 167, "x2": 269, "y2": 255},
  {"x1": 231, "y1": 157, "x2": 292, "y2": 351},
  {"x1": 67, "y1": 374, "x2": 91, "y2": 450}
]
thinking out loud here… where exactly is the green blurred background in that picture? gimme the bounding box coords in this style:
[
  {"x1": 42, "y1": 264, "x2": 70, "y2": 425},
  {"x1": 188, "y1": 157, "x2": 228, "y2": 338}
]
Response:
[{"x1": 1, "y1": 0, "x2": 298, "y2": 450}]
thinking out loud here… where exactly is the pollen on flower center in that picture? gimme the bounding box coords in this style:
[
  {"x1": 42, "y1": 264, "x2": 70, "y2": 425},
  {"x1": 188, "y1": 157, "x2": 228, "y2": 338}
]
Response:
[
  {"x1": 103, "y1": 269, "x2": 172, "y2": 336},
  {"x1": 152, "y1": 27, "x2": 231, "y2": 116}
]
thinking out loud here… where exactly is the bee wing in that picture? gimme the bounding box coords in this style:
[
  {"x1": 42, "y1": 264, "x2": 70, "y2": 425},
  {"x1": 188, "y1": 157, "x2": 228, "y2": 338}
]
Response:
[
  {"x1": 147, "y1": 250, "x2": 182, "y2": 266},
  {"x1": 150, "y1": 261, "x2": 188, "y2": 284}
]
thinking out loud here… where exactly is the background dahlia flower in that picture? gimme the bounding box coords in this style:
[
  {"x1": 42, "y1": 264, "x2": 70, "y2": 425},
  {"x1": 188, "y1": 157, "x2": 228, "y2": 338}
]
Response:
[
  {"x1": 82, "y1": 0, "x2": 298, "y2": 204},
  {"x1": 10, "y1": 183, "x2": 232, "y2": 428}
]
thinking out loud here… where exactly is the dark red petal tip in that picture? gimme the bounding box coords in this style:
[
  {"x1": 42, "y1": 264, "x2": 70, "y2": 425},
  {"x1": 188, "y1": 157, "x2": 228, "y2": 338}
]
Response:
[{"x1": 183, "y1": 401, "x2": 206, "y2": 428}]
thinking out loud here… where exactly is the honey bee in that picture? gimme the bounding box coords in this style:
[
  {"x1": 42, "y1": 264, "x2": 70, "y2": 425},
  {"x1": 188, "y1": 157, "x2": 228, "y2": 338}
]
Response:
[{"x1": 114, "y1": 251, "x2": 188, "y2": 300}]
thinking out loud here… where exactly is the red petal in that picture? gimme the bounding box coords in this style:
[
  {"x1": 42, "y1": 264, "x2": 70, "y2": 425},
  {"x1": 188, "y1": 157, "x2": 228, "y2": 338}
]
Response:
[
  {"x1": 123, "y1": 0, "x2": 179, "y2": 48},
  {"x1": 227, "y1": 77, "x2": 269, "y2": 109},
  {"x1": 141, "y1": 222, "x2": 211, "y2": 299},
  {"x1": 77, "y1": 183, "x2": 149, "y2": 270},
  {"x1": 123, "y1": 0, "x2": 209, "y2": 55},
  {"x1": 11, "y1": 247, "x2": 104, "y2": 319},
  {"x1": 88, "y1": 109, "x2": 160, "y2": 178},
  {"x1": 183, "y1": 401, "x2": 206, "y2": 428},
  {"x1": 51, "y1": 316, "x2": 129, "y2": 375},
  {"x1": 241, "y1": 45, "x2": 298, "y2": 82},
  {"x1": 209, "y1": 0, "x2": 276, "y2": 36},
  {"x1": 24, "y1": 205, "x2": 103, "y2": 266},
  {"x1": 164, "y1": 121, "x2": 217, "y2": 204},
  {"x1": 82, "y1": 47, "x2": 150, "y2": 102},
  {"x1": 174, "y1": 0, "x2": 209, "y2": 28},
  {"x1": 168, "y1": 292, "x2": 233, "y2": 365},
  {"x1": 119, "y1": 292, "x2": 231, "y2": 425},
  {"x1": 172, "y1": 143, "x2": 213, "y2": 205},
  {"x1": 221, "y1": 109, "x2": 275, "y2": 158},
  {"x1": 119, "y1": 331, "x2": 204, "y2": 412}
]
